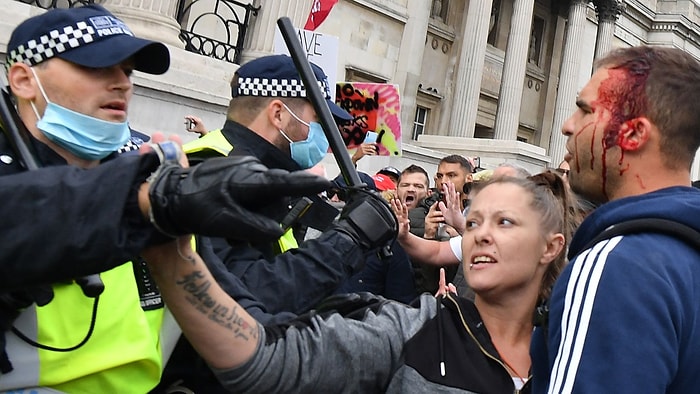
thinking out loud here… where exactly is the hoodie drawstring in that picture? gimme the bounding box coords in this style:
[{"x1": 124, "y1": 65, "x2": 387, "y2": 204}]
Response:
[{"x1": 436, "y1": 295, "x2": 446, "y2": 377}]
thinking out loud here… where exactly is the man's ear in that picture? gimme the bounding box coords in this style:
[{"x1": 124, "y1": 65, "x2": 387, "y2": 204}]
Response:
[
  {"x1": 7, "y1": 63, "x2": 37, "y2": 101},
  {"x1": 267, "y1": 99, "x2": 290, "y2": 130},
  {"x1": 618, "y1": 117, "x2": 652, "y2": 151}
]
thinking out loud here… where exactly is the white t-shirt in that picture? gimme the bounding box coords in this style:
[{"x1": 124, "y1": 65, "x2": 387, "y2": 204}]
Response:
[
  {"x1": 513, "y1": 377, "x2": 528, "y2": 390},
  {"x1": 449, "y1": 235, "x2": 462, "y2": 261}
]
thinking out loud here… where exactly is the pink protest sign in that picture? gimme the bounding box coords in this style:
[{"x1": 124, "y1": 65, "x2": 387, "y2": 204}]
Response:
[{"x1": 335, "y1": 82, "x2": 402, "y2": 156}]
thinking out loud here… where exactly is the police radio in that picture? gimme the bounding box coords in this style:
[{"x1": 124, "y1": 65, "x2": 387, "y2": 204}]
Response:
[{"x1": 0, "y1": 85, "x2": 104, "y2": 298}]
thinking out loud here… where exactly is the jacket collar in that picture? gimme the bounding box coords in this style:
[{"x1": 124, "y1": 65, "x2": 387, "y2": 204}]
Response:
[{"x1": 220, "y1": 119, "x2": 301, "y2": 172}]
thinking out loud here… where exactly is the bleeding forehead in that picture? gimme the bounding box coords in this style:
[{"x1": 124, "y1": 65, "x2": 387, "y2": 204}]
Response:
[{"x1": 584, "y1": 67, "x2": 624, "y2": 109}]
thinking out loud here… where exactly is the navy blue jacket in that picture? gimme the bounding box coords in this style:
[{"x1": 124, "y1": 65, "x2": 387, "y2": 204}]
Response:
[{"x1": 531, "y1": 187, "x2": 700, "y2": 393}]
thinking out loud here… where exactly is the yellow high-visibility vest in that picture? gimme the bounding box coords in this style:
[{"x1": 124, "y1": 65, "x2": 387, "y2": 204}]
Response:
[
  {"x1": 2, "y1": 262, "x2": 179, "y2": 393},
  {"x1": 182, "y1": 129, "x2": 231, "y2": 157}
]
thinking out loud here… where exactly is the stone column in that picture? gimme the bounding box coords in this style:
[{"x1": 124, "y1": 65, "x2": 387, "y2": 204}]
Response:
[
  {"x1": 395, "y1": 0, "x2": 431, "y2": 135},
  {"x1": 548, "y1": 0, "x2": 589, "y2": 165},
  {"x1": 593, "y1": 0, "x2": 625, "y2": 60},
  {"x1": 493, "y1": 0, "x2": 535, "y2": 140},
  {"x1": 103, "y1": 0, "x2": 183, "y2": 48},
  {"x1": 241, "y1": 0, "x2": 314, "y2": 64},
  {"x1": 448, "y1": 0, "x2": 494, "y2": 138}
]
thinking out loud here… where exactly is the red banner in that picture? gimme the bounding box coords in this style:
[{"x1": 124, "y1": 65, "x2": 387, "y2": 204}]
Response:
[{"x1": 303, "y1": 0, "x2": 339, "y2": 31}]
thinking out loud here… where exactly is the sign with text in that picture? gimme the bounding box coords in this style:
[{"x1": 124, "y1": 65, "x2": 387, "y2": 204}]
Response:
[
  {"x1": 274, "y1": 27, "x2": 339, "y2": 98},
  {"x1": 335, "y1": 82, "x2": 402, "y2": 156}
]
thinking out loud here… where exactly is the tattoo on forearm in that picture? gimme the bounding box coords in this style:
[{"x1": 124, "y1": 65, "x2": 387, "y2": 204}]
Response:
[{"x1": 176, "y1": 271, "x2": 258, "y2": 340}]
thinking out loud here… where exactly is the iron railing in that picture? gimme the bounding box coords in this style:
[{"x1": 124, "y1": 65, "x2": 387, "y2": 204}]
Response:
[
  {"x1": 176, "y1": 0, "x2": 259, "y2": 64},
  {"x1": 15, "y1": 0, "x2": 93, "y2": 8},
  {"x1": 12, "y1": 0, "x2": 258, "y2": 65}
]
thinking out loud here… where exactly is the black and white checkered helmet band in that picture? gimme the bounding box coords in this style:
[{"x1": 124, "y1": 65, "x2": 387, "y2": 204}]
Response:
[
  {"x1": 235, "y1": 77, "x2": 331, "y2": 100},
  {"x1": 6, "y1": 22, "x2": 96, "y2": 72}
]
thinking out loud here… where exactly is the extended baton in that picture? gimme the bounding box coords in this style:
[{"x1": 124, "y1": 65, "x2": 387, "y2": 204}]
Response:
[
  {"x1": 276, "y1": 17, "x2": 363, "y2": 188},
  {"x1": 277, "y1": 17, "x2": 397, "y2": 258}
]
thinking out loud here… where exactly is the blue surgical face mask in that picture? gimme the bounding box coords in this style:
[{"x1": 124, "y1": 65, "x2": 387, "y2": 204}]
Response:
[
  {"x1": 30, "y1": 68, "x2": 130, "y2": 161},
  {"x1": 279, "y1": 104, "x2": 328, "y2": 169}
]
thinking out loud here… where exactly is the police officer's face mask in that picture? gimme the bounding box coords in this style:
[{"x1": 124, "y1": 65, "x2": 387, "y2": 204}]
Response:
[
  {"x1": 29, "y1": 67, "x2": 130, "y2": 161},
  {"x1": 278, "y1": 104, "x2": 328, "y2": 169}
]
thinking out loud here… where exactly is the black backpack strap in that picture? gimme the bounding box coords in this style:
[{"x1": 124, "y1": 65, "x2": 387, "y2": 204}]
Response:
[{"x1": 579, "y1": 218, "x2": 700, "y2": 254}]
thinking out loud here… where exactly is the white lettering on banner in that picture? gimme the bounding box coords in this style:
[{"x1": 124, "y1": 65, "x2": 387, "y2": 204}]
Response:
[{"x1": 310, "y1": 0, "x2": 321, "y2": 13}]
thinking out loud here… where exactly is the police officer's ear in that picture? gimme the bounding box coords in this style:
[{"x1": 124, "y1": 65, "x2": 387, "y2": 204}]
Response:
[
  {"x1": 268, "y1": 99, "x2": 288, "y2": 130},
  {"x1": 7, "y1": 62, "x2": 38, "y2": 102}
]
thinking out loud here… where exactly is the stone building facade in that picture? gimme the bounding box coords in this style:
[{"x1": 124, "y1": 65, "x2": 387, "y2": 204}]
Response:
[{"x1": 1, "y1": 0, "x2": 700, "y2": 180}]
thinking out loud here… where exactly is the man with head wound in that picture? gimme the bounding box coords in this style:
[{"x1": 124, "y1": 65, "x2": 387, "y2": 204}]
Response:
[{"x1": 531, "y1": 45, "x2": 700, "y2": 393}]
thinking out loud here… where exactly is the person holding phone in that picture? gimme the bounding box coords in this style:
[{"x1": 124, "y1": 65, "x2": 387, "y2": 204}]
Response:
[
  {"x1": 351, "y1": 132, "x2": 379, "y2": 166},
  {"x1": 183, "y1": 115, "x2": 208, "y2": 138}
]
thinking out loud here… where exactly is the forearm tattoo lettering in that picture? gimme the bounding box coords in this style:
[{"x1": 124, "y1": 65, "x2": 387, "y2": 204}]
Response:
[{"x1": 177, "y1": 271, "x2": 258, "y2": 340}]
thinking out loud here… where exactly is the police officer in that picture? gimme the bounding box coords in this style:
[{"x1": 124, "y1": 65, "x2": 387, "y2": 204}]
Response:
[
  {"x1": 183, "y1": 54, "x2": 394, "y2": 310},
  {"x1": 0, "y1": 5, "x2": 331, "y2": 392},
  {"x1": 161, "y1": 55, "x2": 397, "y2": 391}
]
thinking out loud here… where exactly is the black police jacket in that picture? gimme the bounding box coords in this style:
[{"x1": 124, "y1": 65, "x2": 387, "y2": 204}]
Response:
[{"x1": 0, "y1": 131, "x2": 161, "y2": 289}]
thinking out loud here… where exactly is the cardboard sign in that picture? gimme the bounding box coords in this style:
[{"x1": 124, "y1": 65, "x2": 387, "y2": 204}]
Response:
[{"x1": 274, "y1": 27, "x2": 339, "y2": 98}]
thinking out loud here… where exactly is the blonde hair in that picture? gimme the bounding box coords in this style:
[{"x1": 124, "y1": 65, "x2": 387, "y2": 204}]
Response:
[{"x1": 470, "y1": 171, "x2": 575, "y2": 302}]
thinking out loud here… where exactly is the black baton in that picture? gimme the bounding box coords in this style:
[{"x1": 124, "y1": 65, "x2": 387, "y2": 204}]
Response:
[
  {"x1": 277, "y1": 17, "x2": 364, "y2": 189},
  {"x1": 277, "y1": 18, "x2": 397, "y2": 259}
]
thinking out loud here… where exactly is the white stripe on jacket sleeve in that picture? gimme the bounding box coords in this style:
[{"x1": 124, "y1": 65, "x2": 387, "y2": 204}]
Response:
[{"x1": 549, "y1": 236, "x2": 623, "y2": 393}]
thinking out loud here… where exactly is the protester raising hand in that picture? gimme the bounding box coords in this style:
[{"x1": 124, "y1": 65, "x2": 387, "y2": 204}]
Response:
[
  {"x1": 437, "y1": 182, "x2": 466, "y2": 235},
  {"x1": 183, "y1": 115, "x2": 208, "y2": 137},
  {"x1": 390, "y1": 197, "x2": 411, "y2": 240},
  {"x1": 434, "y1": 267, "x2": 457, "y2": 298}
]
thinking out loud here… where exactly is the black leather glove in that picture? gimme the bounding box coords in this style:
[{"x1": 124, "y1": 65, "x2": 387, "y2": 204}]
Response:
[
  {"x1": 333, "y1": 190, "x2": 397, "y2": 250},
  {"x1": 148, "y1": 156, "x2": 332, "y2": 242}
]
